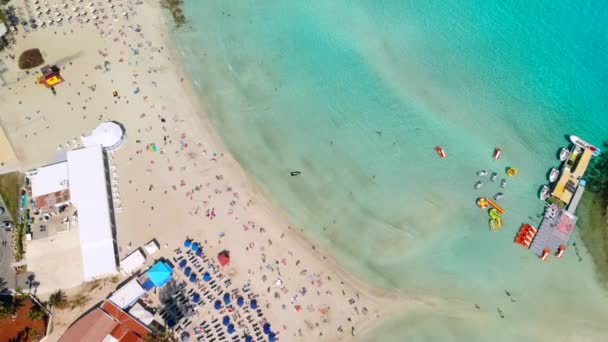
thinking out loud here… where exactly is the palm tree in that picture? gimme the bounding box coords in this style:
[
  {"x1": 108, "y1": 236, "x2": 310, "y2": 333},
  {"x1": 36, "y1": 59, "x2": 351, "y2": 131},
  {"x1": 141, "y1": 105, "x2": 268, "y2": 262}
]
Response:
[{"x1": 48, "y1": 290, "x2": 66, "y2": 310}]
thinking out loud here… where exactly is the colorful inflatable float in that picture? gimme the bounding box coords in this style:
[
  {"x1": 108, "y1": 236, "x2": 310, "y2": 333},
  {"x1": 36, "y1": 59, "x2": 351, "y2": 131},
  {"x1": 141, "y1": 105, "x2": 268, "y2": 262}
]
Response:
[{"x1": 435, "y1": 146, "x2": 447, "y2": 158}]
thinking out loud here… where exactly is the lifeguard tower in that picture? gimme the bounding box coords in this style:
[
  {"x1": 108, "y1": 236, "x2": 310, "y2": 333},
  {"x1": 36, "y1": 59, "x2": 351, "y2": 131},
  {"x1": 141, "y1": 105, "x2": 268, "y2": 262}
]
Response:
[{"x1": 36, "y1": 65, "x2": 64, "y2": 87}]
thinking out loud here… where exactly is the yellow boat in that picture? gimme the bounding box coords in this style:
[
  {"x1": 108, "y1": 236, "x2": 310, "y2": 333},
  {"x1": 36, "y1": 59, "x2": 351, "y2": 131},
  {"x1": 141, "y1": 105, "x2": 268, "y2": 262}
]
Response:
[{"x1": 490, "y1": 217, "x2": 503, "y2": 231}]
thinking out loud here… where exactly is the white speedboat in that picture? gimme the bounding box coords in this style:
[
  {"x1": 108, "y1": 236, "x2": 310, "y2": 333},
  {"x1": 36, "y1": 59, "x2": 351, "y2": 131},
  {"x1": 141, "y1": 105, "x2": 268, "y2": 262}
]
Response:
[
  {"x1": 559, "y1": 147, "x2": 570, "y2": 161},
  {"x1": 570, "y1": 135, "x2": 601, "y2": 156},
  {"x1": 490, "y1": 172, "x2": 497, "y2": 182},
  {"x1": 500, "y1": 179, "x2": 507, "y2": 188},
  {"x1": 474, "y1": 181, "x2": 483, "y2": 190},
  {"x1": 539, "y1": 185, "x2": 550, "y2": 201},
  {"x1": 549, "y1": 168, "x2": 559, "y2": 182},
  {"x1": 494, "y1": 192, "x2": 503, "y2": 201},
  {"x1": 477, "y1": 170, "x2": 488, "y2": 176}
]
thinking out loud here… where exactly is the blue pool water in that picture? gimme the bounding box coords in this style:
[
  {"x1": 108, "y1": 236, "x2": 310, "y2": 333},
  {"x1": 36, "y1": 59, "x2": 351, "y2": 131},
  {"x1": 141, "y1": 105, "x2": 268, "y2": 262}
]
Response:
[{"x1": 170, "y1": 1, "x2": 608, "y2": 340}]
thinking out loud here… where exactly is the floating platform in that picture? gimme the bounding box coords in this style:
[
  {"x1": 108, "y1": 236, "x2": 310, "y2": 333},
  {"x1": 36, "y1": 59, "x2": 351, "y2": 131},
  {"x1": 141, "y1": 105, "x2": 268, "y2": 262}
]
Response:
[{"x1": 529, "y1": 205, "x2": 577, "y2": 258}]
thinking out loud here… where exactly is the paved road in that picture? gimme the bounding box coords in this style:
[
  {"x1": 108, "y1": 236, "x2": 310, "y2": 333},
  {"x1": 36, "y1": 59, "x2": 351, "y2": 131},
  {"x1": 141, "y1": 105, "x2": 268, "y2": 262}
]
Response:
[{"x1": 0, "y1": 197, "x2": 16, "y2": 291}]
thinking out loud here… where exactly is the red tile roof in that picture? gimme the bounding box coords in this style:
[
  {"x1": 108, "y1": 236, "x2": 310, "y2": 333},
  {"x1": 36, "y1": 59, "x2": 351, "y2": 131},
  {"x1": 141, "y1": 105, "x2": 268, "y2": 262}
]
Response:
[
  {"x1": 60, "y1": 300, "x2": 150, "y2": 342},
  {"x1": 101, "y1": 300, "x2": 150, "y2": 337}
]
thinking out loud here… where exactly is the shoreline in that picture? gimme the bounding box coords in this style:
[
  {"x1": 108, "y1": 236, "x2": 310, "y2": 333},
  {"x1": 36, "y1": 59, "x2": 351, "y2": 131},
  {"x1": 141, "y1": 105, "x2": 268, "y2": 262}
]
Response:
[
  {"x1": 155, "y1": 6, "x2": 427, "y2": 340},
  {"x1": 0, "y1": 0, "x2": 433, "y2": 340}
]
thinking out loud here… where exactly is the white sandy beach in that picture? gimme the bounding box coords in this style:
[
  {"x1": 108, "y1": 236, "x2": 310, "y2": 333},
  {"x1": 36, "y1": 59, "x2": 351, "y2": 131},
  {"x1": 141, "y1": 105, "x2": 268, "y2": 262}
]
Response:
[{"x1": 0, "y1": 0, "x2": 436, "y2": 340}]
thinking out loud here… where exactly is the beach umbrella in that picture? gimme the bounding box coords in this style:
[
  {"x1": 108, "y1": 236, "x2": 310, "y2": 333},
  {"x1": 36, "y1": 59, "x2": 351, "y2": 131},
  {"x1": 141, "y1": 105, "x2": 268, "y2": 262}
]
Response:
[
  {"x1": 236, "y1": 297, "x2": 244, "y2": 307},
  {"x1": 268, "y1": 332, "x2": 276, "y2": 342},
  {"x1": 263, "y1": 323, "x2": 271, "y2": 335},
  {"x1": 244, "y1": 336, "x2": 252, "y2": 342},
  {"x1": 223, "y1": 292, "x2": 231, "y2": 305},
  {"x1": 179, "y1": 259, "x2": 187, "y2": 268},
  {"x1": 189, "y1": 273, "x2": 197, "y2": 283},
  {"x1": 196, "y1": 248, "x2": 203, "y2": 256},
  {"x1": 184, "y1": 239, "x2": 192, "y2": 247},
  {"x1": 217, "y1": 250, "x2": 230, "y2": 266},
  {"x1": 214, "y1": 300, "x2": 222, "y2": 310},
  {"x1": 192, "y1": 293, "x2": 200, "y2": 303},
  {"x1": 227, "y1": 324, "x2": 235, "y2": 334},
  {"x1": 192, "y1": 242, "x2": 199, "y2": 251},
  {"x1": 222, "y1": 315, "x2": 230, "y2": 326},
  {"x1": 250, "y1": 299, "x2": 258, "y2": 309},
  {"x1": 184, "y1": 266, "x2": 191, "y2": 276},
  {"x1": 203, "y1": 272, "x2": 211, "y2": 282}
]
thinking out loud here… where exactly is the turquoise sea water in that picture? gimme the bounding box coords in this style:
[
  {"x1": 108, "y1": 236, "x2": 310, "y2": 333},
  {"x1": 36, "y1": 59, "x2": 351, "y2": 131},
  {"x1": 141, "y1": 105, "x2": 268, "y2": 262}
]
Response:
[{"x1": 171, "y1": 1, "x2": 608, "y2": 340}]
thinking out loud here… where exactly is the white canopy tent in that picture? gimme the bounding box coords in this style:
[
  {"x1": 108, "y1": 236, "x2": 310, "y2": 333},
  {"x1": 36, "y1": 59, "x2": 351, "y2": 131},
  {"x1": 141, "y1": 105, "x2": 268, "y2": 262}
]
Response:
[
  {"x1": 108, "y1": 278, "x2": 145, "y2": 309},
  {"x1": 120, "y1": 249, "x2": 146, "y2": 274}
]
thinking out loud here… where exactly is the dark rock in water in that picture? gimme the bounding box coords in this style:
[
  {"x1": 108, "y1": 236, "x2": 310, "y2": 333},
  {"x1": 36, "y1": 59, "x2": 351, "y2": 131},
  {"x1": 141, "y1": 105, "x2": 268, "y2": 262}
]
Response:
[{"x1": 290, "y1": 171, "x2": 301, "y2": 176}]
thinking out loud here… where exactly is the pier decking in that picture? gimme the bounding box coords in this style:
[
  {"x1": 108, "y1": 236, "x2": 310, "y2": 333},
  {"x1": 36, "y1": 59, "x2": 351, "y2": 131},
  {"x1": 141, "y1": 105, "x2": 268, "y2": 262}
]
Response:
[
  {"x1": 529, "y1": 205, "x2": 577, "y2": 257},
  {"x1": 551, "y1": 147, "x2": 593, "y2": 205}
]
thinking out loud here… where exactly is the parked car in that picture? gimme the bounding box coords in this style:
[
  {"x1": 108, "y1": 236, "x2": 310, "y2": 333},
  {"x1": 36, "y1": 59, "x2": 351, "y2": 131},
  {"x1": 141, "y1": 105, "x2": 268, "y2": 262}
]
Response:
[{"x1": 1, "y1": 221, "x2": 13, "y2": 230}]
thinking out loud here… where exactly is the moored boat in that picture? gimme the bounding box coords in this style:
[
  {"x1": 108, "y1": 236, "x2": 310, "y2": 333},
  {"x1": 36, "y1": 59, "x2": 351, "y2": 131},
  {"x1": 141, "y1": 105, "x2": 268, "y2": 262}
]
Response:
[
  {"x1": 559, "y1": 147, "x2": 570, "y2": 161},
  {"x1": 474, "y1": 181, "x2": 483, "y2": 190},
  {"x1": 500, "y1": 179, "x2": 507, "y2": 188},
  {"x1": 548, "y1": 168, "x2": 559, "y2": 182},
  {"x1": 507, "y1": 167, "x2": 518, "y2": 176},
  {"x1": 570, "y1": 135, "x2": 601, "y2": 156},
  {"x1": 539, "y1": 185, "x2": 550, "y2": 200},
  {"x1": 477, "y1": 170, "x2": 488, "y2": 176},
  {"x1": 493, "y1": 192, "x2": 503, "y2": 201},
  {"x1": 490, "y1": 172, "x2": 497, "y2": 182}
]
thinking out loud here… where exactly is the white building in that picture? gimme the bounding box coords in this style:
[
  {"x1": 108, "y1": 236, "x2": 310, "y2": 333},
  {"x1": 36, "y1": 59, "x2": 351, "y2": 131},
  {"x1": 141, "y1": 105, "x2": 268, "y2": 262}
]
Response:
[
  {"x1": 67, "y1": 145, "x2": 118, "y2": 281},
  {"x1": 28, "y1": 162, "x2": 70, "y2": 209},
  {"x1": 81, "y1": 121, "x2": 126, "y2": 152}
]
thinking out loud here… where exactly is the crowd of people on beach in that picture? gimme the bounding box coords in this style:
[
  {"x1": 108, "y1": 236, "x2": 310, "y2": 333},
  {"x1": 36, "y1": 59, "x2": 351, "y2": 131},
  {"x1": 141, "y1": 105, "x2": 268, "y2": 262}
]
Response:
[{"x1": 0, "y1": 0, "x2": 380, "y2": 340}]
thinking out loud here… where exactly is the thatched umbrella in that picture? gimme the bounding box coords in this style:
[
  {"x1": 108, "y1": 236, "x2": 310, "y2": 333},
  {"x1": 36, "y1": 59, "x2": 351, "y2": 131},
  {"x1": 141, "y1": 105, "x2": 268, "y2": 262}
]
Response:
[{"x1": 18, "y1": 49, "x2": 44, "y2": 69}]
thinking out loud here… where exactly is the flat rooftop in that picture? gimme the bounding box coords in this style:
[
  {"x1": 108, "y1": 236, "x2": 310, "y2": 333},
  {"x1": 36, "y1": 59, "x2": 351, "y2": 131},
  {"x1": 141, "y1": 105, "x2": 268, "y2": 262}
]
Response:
[{"x1": 67, "y1": 146, "x2": 117, "y2": 281}]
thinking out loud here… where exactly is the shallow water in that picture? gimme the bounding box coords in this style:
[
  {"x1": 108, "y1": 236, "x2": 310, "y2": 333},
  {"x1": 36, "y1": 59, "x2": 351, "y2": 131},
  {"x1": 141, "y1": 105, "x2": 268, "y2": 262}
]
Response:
[{"x1": 171, "y1": 1, "x2": 608, "y2": 339}]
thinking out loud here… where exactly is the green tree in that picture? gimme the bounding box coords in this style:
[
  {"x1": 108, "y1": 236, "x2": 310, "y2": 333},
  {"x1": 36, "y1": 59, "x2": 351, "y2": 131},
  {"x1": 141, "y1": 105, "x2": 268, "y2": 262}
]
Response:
[
  {"x1": 587, "y1": 141, "x2": 608, "y2": 196},
  {"x1": 48, "y1": 290, "x2": 66, "y2": 310},
  {"x1": 27, "y1": 306, "x2": 44, "y2": 320},
  {"x1": 0, "y1": 301, "x2": 9, "y2": 318}
]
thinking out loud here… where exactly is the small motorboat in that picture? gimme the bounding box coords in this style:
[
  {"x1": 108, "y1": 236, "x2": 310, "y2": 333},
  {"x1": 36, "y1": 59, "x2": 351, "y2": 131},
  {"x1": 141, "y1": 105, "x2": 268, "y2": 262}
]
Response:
[
  {"x1": 477, "y1": 170, "x2": 488, "y2": 176},
  {"x1": 559, "y1": 147, "x2": 570, "y2": 161},
  {"x1": 474, "y1": 181, "x2": 483, "y2": 190},
  {"x1": 548, "y1": 168, "x2": 559, "y2": 182},
  {"x1": 570, "y1": 135, "x2": 601, "y2": 156},
  {"x1": 539, "y1": 185, "x2": 550, "y2": 200},
  {"x1": 500, "y1": 179, "x2": 507, "y2": 188},
  {"x1": 493, "y1": 148, "x2": 502, "y2": 160},
  {"x1": 435, "y1": 146, "x2": 447, "y2": 158},
  {"x1": 490, "y1": 172, "x2": 497, "y2": 182},
  {"x1": 493, "y1": 192, "x2": 503, "y2": 201}
]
